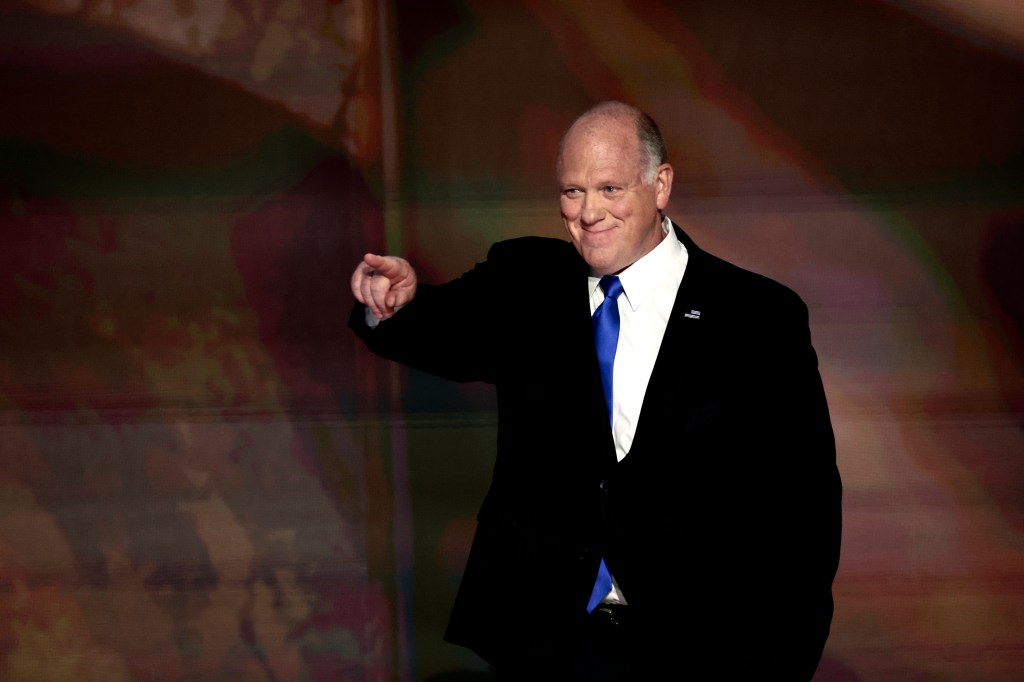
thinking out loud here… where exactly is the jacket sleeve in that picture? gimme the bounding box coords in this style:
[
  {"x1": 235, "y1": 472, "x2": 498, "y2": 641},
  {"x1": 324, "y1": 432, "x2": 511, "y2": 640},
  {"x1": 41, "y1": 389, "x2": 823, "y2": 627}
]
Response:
[
  {"x1": 348, "y1": 237, "x2": 584, "y2": 384},
  {"x1": 348, "y1": 275, "x2": 498, "y2": 385},
  {"x1": 738, "y1": 285, "x2": 841, "y2": 679}
]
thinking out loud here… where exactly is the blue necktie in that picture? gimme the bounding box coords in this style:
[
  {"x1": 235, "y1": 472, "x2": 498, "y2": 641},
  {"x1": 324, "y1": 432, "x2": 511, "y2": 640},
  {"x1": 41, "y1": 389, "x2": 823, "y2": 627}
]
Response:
[{"x1": 587, "y1": 275, "x2": 623, "y2": 613}]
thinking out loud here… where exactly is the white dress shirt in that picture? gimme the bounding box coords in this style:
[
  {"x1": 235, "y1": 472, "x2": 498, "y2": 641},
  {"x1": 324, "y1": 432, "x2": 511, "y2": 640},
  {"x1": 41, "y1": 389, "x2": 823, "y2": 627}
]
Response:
[{"x1": 588, "y1": 216, "x2": 688, "y2": 463}]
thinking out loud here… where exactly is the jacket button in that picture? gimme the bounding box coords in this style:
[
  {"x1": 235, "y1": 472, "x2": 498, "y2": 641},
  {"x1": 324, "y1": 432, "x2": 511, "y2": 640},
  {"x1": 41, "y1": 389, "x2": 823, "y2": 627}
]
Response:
[{"x1": 599, "y1": 479, "x2": 608, "y2": 491}]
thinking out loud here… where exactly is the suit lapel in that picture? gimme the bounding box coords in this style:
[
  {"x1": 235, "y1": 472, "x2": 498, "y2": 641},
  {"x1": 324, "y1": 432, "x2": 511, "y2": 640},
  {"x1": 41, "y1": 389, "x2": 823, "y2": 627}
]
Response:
[
  {"x1": 558, "y1": 248, "x2": 619, "y2": 465},
  {"x1": 627, "y1": 224, "x2": 713, "y2": 457}
]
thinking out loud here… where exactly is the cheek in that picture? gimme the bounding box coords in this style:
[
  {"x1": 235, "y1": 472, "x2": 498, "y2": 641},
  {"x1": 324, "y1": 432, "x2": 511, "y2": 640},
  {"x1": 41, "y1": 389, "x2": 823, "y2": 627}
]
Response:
[{"x1": 608, "y1": 198, "x2": 637, "y2": 221}]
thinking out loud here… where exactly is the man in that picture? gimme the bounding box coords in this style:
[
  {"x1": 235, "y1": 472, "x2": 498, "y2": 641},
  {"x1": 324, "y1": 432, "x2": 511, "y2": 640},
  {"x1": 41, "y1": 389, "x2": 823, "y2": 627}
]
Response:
[{"x1": 350, "y1": 102, "x2": 841, "y2": 680}]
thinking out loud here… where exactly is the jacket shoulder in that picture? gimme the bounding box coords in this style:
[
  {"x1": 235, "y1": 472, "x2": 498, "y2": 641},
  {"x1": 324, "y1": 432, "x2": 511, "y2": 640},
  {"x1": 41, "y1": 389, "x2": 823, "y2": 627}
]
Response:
[
  {"x1": 485, "y1": 236, "x2": 582, "y2": 267},
  {"x1": 695, "y1": 248, "x2": 808, "y2": 318}
]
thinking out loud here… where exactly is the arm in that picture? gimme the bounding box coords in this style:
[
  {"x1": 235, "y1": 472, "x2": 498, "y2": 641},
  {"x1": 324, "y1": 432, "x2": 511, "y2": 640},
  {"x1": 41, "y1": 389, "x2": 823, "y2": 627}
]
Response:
[
  {"x1": 348, "y1": 236, "x2": 583, "y2": 385},
  {"x1": 347, "y1": 247, "x2": 506, "y2": 384},
  {"x1": 744, "y1": 289, "x2": 841, "y2": 679}
]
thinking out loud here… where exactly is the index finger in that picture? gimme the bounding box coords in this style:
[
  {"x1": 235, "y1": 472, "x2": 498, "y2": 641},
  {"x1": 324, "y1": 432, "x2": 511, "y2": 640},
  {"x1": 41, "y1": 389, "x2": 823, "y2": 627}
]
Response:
[{"x1": 362, "y1": 253, "x2": 401, "y2": 277}]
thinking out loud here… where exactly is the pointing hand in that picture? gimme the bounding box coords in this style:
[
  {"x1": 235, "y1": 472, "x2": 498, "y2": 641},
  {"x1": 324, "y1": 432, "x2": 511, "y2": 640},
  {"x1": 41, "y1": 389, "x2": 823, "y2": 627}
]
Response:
[{"x1": 351, "y1": 253, "x2": 418, "y2": 320}]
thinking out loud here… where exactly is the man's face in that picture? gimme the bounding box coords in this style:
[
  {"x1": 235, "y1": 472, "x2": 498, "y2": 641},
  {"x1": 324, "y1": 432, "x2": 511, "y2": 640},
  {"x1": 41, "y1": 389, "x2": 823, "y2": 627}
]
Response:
[{"x1": 558, "y1": 115, "x2": 672, "y2": 276}]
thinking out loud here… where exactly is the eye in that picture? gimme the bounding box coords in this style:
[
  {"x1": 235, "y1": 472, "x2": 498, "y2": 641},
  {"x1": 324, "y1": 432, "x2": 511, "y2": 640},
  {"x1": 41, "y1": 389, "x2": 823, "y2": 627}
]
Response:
[
  {"x1": 563, "y1": 188, "x2": 581, "y2": 197},
  {"x1": 602, "y1": 185, "x2": 620, "y2": 194}
]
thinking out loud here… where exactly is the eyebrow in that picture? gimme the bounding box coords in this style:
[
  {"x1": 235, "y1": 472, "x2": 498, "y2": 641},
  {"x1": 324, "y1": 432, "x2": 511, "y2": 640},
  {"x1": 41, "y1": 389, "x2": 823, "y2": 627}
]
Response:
[{"x1": 560, "y1": 174, "x2": 629, "y2": 188}]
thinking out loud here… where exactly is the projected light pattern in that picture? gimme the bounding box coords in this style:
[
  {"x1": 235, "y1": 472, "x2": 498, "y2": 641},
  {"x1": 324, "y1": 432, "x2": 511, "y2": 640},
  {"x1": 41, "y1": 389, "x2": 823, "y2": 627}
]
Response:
[
  {"x1": 1, "y1": 1, "x2": 1022, "y2": 681},
  {"x1": 1, "y1": 2, "x2": 401, "y2": 681}
]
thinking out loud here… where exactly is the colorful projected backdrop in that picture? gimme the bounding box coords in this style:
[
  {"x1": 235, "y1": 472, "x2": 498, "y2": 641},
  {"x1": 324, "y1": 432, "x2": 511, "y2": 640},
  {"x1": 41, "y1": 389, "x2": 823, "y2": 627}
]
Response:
[{"x1": 1, "y1": 1, "x2": 1022, "y2": 681}]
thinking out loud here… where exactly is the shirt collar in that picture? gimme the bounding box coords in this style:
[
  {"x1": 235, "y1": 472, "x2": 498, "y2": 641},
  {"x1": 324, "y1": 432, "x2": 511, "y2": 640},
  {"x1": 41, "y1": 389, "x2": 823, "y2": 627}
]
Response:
[{"x1": 589, "y1": 216, "x2": 683, "y2": 312}]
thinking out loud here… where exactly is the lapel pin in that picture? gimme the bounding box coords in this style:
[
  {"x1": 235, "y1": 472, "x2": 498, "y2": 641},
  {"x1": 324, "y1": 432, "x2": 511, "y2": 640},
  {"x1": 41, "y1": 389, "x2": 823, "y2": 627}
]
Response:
[{"x1": 684, "y1": 309, "x2": 701, "y2": 319}]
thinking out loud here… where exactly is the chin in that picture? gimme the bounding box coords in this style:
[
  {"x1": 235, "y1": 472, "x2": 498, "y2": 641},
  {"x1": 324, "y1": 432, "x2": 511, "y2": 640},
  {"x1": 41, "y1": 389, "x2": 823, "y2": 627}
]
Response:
[
  {"x1": 581, "y1": 252, "x2": 608, "y2": 274},
  {"x1": 589, "y1": 262, "x2": 619, "y2": 277}
]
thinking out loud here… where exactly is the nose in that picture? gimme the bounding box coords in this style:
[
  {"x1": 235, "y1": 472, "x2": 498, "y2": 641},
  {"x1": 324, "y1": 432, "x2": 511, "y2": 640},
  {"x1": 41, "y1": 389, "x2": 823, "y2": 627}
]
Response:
[{"x1": 580, "y1": 193, "x2": 605, "y2": 227}]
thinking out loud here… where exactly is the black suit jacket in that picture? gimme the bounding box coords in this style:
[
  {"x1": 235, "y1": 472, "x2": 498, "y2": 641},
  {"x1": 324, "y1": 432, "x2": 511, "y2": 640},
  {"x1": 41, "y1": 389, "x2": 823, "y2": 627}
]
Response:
[{"x1": 350, "y1": 225, "x2": 841, "y2": 679}]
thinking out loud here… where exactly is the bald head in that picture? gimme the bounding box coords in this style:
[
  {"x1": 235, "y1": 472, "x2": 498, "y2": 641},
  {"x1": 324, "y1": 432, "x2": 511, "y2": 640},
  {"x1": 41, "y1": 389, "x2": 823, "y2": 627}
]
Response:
[
  {"x1": 556, "y1": 101, "x2": 674, "y2": 275},
  {"x1": 558, "y1": 102, "x2": 668, "y2": 184}
]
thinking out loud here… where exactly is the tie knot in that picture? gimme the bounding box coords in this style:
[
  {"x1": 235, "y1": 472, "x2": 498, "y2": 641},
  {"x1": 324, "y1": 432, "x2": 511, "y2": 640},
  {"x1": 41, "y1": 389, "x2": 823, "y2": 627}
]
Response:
[{"x1": 599, "y1": 275, "x2": 624, "y2": 302}]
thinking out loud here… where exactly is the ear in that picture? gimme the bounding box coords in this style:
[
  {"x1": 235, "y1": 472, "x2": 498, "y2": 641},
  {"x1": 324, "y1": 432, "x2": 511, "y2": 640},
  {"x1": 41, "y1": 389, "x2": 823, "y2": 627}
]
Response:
[{"x1": 655, "y1": 163, "x2": 673, "y2": 210}]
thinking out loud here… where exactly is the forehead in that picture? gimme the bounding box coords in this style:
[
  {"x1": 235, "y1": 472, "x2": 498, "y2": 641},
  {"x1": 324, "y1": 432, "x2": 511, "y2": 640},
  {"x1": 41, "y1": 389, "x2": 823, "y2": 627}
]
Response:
[{"x1": 559, "y1": 115, "x2": 642, "y2": 181}]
